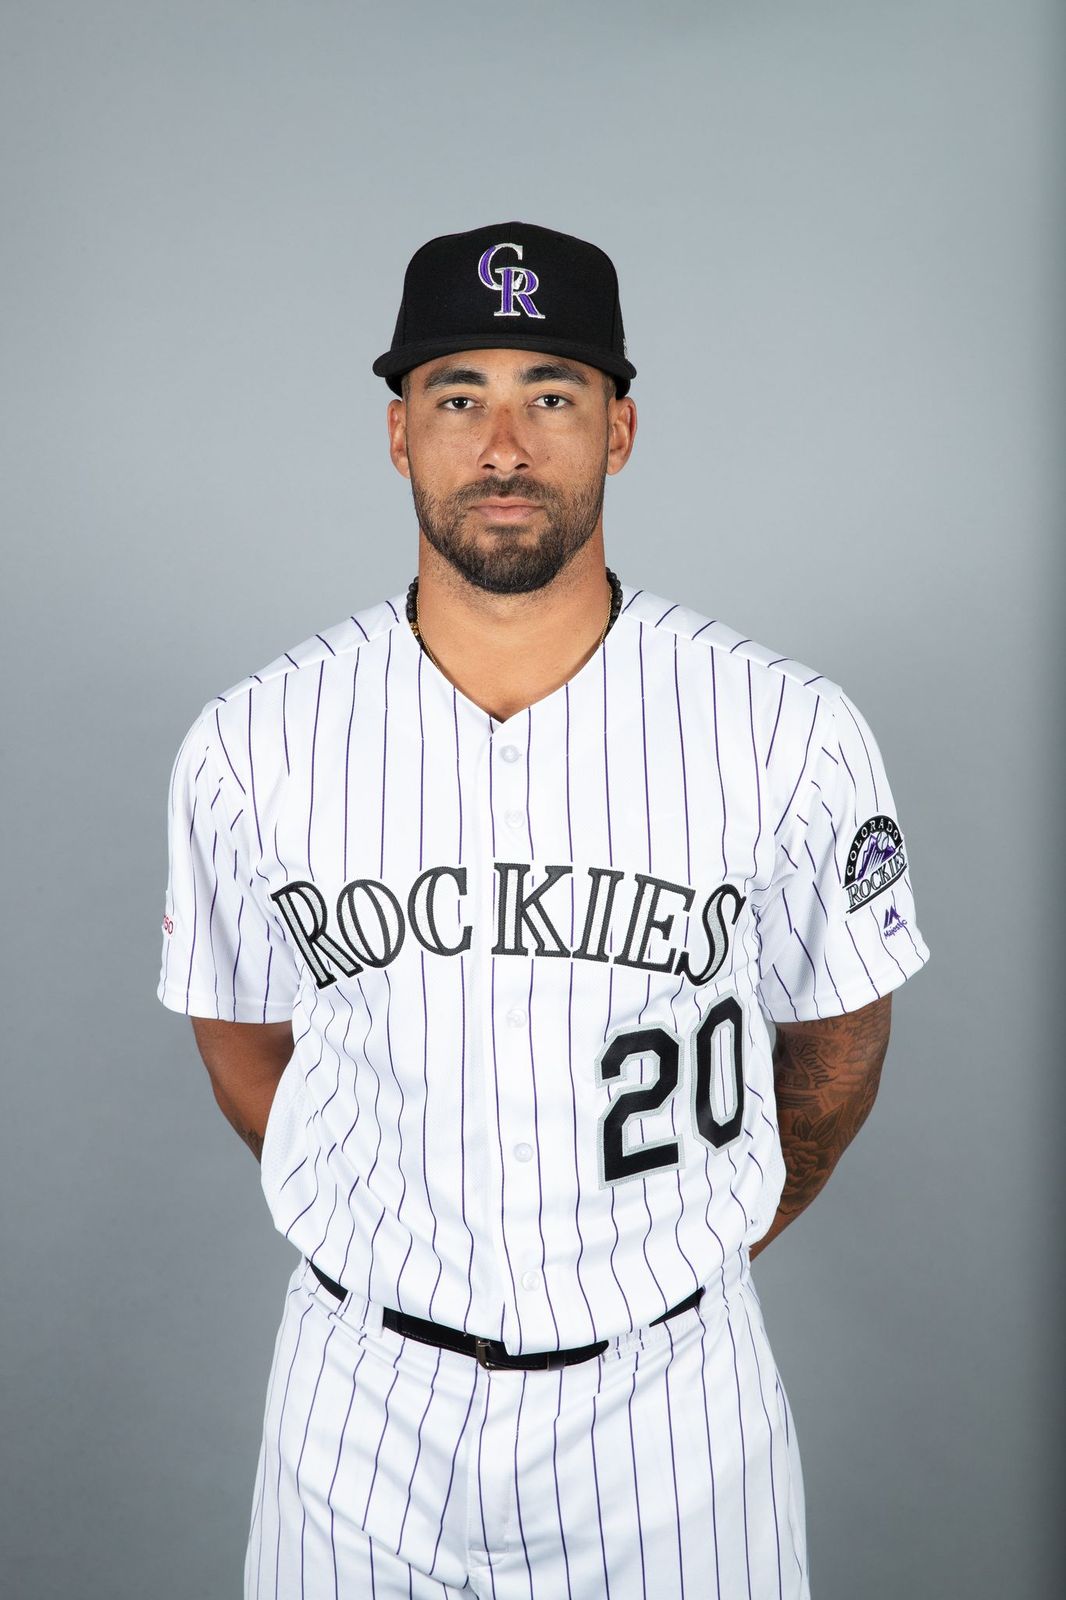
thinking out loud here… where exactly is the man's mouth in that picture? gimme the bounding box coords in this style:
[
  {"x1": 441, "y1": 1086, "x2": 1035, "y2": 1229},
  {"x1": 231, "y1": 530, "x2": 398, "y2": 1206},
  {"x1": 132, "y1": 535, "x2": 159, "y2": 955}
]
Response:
[{"x1": 469, "y1": 498, "x2": 543, "y2": 520}]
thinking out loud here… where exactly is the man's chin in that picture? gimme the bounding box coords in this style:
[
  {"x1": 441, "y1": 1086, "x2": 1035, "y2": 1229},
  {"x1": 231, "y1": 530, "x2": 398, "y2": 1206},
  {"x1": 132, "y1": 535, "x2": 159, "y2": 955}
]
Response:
[
  {"x1": 454, "y1": 561, "x2": 561, "y2": 597},
  {"x1": 425, "y1": 531, "x2": 568, "y2": 596}
]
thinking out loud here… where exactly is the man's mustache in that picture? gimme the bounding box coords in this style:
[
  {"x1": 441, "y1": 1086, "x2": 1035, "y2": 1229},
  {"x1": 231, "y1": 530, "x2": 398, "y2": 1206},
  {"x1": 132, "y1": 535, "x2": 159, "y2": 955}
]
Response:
[{"x1": 453, "y1": 478, "x2": 555, "y2": 507}]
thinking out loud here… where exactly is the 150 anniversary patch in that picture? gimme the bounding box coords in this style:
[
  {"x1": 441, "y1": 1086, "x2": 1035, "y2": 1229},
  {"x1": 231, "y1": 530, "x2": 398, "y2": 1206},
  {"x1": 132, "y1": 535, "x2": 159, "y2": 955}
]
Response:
[{"x1": 844, "y1": 815, "x2": 906, "y2": 913}]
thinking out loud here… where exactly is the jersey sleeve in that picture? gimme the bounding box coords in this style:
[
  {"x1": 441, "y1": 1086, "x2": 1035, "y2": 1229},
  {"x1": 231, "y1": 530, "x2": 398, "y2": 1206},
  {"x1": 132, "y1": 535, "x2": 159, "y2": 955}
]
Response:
[
  {"x1": 754, "y1": 689, "x2": 929, "y2": 1023},
  {"x1": 157, "y1": 713, "x2": 300, "y2": 1023}
]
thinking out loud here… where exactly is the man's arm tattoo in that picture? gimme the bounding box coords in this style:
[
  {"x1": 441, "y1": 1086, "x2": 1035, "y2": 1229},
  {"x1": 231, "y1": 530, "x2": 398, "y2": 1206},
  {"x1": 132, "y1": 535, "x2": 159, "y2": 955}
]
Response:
[{"x1": 772, "y1": 997, "x2": 891, "y2": 1226}]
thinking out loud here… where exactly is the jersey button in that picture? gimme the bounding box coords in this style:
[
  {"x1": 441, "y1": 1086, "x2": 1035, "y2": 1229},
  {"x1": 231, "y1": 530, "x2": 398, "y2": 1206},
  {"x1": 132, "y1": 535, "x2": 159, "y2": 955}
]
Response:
[
  {"x1": 514, "y1": 1142, "x2": 533, "y2": 1162},
  {"x1": 506, "y1": 1007, "x2": 527, "y2": 1027},
  {"x1": 499, "y1": 744, "x2": 522, "y2": 763},
  {"x1": 520, "y1": 1269, "x2": 541, "y2": 1291},
  {"x1": 505, "y1": 809, "x2": 525, "y2": 830}
]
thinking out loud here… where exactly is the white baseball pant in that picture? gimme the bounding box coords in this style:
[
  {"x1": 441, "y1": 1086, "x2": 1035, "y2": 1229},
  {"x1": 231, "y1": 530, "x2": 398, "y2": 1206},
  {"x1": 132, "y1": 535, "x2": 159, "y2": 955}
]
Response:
[{"x1": 245, "y1": 1257, "x2": 809, "y2": 1599}]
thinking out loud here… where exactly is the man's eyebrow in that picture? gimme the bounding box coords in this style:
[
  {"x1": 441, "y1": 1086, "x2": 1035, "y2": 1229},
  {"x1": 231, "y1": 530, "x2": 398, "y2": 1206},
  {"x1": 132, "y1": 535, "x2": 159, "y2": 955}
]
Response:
[
  {"x1": 519, "y1": 362, "x2": 589, "y2": 386},
  {"x1": 422, "y1": 365, "x2": 489, "y2": 391}
]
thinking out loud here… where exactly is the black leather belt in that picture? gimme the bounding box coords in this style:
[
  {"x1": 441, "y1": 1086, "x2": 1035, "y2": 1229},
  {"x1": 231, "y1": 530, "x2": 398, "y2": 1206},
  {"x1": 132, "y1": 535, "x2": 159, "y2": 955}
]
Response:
[{"x1": 308, "y1": 1261, "x2": 704, "y2": 1371}]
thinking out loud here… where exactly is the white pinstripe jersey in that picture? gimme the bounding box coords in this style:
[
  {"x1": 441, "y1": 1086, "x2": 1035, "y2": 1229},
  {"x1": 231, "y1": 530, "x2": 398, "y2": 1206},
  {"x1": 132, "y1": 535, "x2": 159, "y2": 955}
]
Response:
[{"x1": 159, "y1": 581, "x2": 928, "y2": 1355}]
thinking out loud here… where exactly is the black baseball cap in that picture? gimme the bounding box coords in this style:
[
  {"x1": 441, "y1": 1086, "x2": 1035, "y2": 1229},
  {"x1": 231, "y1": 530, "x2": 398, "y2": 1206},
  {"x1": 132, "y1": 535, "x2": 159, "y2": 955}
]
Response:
[{"x1": 373, "y1": 221, "x2": 637, "y2": 396}]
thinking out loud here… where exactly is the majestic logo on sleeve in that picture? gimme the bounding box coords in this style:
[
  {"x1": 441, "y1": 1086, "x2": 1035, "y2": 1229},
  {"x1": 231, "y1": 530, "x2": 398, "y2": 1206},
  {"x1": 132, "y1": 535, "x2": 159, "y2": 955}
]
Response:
[
  {"x1": 844, "y1": 815, "x2": 906, "y2": 912},
  {"x1": 477, "y1": 242, "x2": 545, "y2": 319},
  {"x1": 270, "y1": 863, "x2": 745, "y2": 991}
]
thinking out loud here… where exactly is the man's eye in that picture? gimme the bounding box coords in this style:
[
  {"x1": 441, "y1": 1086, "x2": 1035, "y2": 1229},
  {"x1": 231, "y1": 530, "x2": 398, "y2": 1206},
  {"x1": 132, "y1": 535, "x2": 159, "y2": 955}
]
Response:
[
  {"x1": 534, "y1": 393, "x2": 570, "y2": 409},
  {"x1": 441, "y1": 396, "x2": 477, "y2": 410}
]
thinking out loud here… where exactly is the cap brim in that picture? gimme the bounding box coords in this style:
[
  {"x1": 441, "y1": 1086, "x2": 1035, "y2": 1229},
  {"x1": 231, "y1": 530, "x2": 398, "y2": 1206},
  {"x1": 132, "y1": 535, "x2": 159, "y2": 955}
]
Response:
[{"x1": 373, "y1": 333, "x2": 636, "y2": 396}]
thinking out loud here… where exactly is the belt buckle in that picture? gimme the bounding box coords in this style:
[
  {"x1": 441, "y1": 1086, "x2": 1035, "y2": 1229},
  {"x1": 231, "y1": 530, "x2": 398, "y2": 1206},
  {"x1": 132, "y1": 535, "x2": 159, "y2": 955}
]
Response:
[{"x1": 474, "y1": 1337, "x2": 505, "y2": 1370}]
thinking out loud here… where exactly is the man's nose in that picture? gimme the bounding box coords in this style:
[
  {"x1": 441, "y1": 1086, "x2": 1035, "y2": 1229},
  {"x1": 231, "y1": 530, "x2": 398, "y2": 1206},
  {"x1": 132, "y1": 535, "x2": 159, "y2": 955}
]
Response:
[{"x1": 478, "y1": 409, "x2": 530, "y2": 475}]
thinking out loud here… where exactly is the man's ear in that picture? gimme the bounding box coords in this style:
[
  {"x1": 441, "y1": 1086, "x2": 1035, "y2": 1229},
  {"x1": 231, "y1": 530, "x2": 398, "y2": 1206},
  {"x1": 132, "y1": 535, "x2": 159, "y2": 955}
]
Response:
[{"x1": 387, "y1": 396, "x2": 411, "y2": 480}]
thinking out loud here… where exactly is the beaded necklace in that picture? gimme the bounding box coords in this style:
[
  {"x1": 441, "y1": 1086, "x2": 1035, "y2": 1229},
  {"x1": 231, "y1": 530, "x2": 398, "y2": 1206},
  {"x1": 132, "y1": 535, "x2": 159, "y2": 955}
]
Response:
[{"x1": 405, "y1": 568, "x2": 623, "y2": 672}]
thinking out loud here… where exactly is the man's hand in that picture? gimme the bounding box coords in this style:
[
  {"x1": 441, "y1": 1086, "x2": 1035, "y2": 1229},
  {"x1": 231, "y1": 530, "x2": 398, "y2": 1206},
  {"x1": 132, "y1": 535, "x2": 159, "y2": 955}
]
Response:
[
  {"x1": 750, "y1": 993, "x2": 892, "y2": 1261},
  {"x1": 189, "y1": 1018, "x2": 295, "y2": 1162}
]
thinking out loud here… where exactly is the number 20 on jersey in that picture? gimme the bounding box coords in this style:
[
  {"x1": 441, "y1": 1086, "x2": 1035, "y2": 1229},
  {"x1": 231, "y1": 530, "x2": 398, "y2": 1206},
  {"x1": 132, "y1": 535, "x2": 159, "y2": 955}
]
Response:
[{"x1": 597, "y1": 995, "x2": 745, "y2": 1186}]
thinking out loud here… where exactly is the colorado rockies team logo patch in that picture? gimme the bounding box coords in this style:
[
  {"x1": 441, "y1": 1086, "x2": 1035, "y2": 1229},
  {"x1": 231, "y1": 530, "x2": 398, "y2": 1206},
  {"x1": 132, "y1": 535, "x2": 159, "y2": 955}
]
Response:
[
  {"x1": 844, "y1": 815, "x2": 906, "y2": 913},
  {"x1": 477, "y1": 241, "x2": 545, "y2": 319}
]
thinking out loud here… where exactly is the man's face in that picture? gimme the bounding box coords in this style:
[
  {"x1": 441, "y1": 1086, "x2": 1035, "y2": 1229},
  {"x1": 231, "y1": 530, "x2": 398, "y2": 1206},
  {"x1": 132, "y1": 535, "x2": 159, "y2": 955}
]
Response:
[{"x1": 388, "y1": 348, "x2": 636, "y2": 595}]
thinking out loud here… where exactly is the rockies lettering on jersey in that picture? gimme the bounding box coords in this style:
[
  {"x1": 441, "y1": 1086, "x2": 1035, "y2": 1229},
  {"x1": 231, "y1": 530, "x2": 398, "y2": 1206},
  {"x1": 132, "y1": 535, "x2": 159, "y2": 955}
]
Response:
[
  {"x1": 270, "y1": 865, "x2": 743, "y2": 982},
  {"x1": 160, "y1": 582, "x2": 928, "y2": 1355}
]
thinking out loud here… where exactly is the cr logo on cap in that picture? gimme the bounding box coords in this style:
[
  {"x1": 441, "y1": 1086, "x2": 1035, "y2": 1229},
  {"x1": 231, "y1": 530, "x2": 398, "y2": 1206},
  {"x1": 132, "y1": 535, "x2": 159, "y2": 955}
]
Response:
[{"x1": 477, "y1": 242, "x2": 545, "y2": 320}]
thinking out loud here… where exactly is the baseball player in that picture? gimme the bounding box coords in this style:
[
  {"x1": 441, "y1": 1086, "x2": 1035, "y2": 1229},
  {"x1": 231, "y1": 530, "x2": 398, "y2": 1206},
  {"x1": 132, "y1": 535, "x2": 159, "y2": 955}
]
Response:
[{"x1": 159, "y1": 221, "x2": 928, "y2": 1599}]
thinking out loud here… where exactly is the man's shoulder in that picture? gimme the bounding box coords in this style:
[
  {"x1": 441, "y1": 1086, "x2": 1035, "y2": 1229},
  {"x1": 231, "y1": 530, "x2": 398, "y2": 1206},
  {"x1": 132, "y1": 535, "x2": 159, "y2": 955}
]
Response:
[
  {"x1": 220, "y1": 591, "x2": 409, "y2": 707},
  {"x1": 617, "y1": 581, "x2": 843, "y2": 705},
  {"x1": 176, "y1": 591, "x2": 408, "y2": 759}
]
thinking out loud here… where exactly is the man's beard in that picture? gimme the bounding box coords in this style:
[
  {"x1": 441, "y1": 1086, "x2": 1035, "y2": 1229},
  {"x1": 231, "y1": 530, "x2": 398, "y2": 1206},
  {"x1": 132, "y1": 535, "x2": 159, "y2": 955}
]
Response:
[{"x1": 410, "y1": 467, "x2": 607, "y2": 595}]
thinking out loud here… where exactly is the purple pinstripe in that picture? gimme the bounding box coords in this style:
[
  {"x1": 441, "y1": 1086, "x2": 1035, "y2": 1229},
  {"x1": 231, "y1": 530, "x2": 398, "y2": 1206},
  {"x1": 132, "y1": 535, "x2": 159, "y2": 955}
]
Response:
[
  {"x1": 411, "y1": 949, "x2": 444, "y2": 1318},
  {"x1": 841, "y1": 695, "x2": 878, "y2": 797},
  {"x1": 262, "y1": 937, "x2": 274, "y2": 1023},
  {"x1": 549, "y1": 1369, "x2": 576, "y2": 1600},
  {"x1": 695, "y1": 1298, "x2": 724, "y2": 1598},
  {"x1": 361, "y1": 1354, "x2": 404, "y2": 1526},
  {"x1": 296, "y1": 1326, "x2": 335, "y2": 1599},
  {"x1": 624, "y1": 1356, "x2": 650, "y2": 1600},
  {"x1": 214, "y1": 706, "x2": 246, "y2": 794},
  {"x1": 248, "y1": 1278, "x2": 303, "y2": 1598},
  {"x1": 342, "y1": 653, "x2": 361, "y2": 880},
  {"x1": 803, "y1": 843, "x2": 846, "y2": 1010},
  {"x1": 635, "y1": 624, "x2": 670, "y2": 1314},
  {"x1": 766, "y1": 678, "x2": 786, "y2": 766},
  {"x1": 511, "y1": 1373, "x2": 536, "y2": 1600},
  {"x1": 741, "y1": 1298, "x2": 784, "y2": 1600},
  {"x1": 205, "y1": 832, "x2": 220, "y2": 1011},
  {"x1": 457, "y1": 951, "x2": 475, "y2": 1327},
  {"x1": 474, "y1": 1384, "x2": 501, "y2": 1600},
  {"x1": 231, "y1": 893, "x2": 245, "y2": 1017},
  {"x1": 396, "y1": 1347, "x2": 443, "y2": 1552},
  {"x1": 380, "y1": 632, "x2": 393, "y2": 879},
  {"x1": 272, "y1": 1302, "x2": 315, "y2": 1600},
  {"x1": 770, "y1": 965, "x2": 801, "y2": 1022},
  {"x1": 337, "y1": 986, "x2": 374, "y2": 1285},
  {"x1": 710, "y1": 650, "x2": 727, "y2": 874},
  {"x1": 562, "y1": 685, "x2": 596, "y2": 1338},
  {"x1": 661, "y1": 1324, "x2": 687, "y2": 1600},
  {"x1": 248, "y1": 691, "x2": 264, "y2": 855},
  {"x1": 183, "y1": 786, "x2": 201, "y2": 1009},
  {"x1": 326, "y1": 1345, "x2": 368, "y2": 1598},
  {"x1": 380, "y1": 962, "x2": 414, "y2": 1309},
  {"x1": 725, "y1": 1313, "x2": 755, "y2": 1600},
  {"x1": 488, "y1": 959, "x2": 522, "y2": 1343},
  {"x1": 600, "y1": 641, "x2": 637, "y2": 1329},
  {"x1": 526, "y1": 961, "x2": 562, "y2": 1344},
  {"x1": 748, "y1": 664, "x2": 763, "y2": 880},
  {"x1": 429, "y1": 1364, "x2": 479, "y2": 1574},
  {"x1": 773, "y1": 702, "x2": 820, "y2": 838},
  {"x1": 775, "y1": 1378, "x2": 806, "y2": 1590},
  {"x1": 780, "y1": 887, "x2": 821, "y2": 1013},
  {"x1": 588, "y1": 1361, "x2": 614, "y2": 1600},
  {"x1": 452, "y1": 690, "x2": 463, "y2": 858},
  {"x1": 306, "y1": 664, "x2": 325, "y2": 879}
]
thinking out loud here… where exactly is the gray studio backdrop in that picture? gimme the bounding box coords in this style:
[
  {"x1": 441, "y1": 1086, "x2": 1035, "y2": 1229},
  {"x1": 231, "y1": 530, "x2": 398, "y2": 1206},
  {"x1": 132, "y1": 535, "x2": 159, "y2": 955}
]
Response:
[{"x1": 1, "y1": 3, "x2": 1060, "y2": 1597}]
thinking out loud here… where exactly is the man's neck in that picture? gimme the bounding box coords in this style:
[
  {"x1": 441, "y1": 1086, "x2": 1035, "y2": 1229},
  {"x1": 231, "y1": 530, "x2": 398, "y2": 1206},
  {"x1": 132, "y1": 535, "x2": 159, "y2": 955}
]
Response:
[{"x1": 411, "y1": 537, "x2": 614, "y2": 723}]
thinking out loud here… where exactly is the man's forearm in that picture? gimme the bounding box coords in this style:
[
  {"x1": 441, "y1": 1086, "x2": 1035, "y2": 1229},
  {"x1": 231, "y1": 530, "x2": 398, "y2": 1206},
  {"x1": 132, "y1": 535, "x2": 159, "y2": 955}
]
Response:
[
  {"x1": 750, "y1": 996, "x2": 892, "y2": 1261},
  {"x1": 190, "y1": 1018, "x2": 295, "y2": 1163}
]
